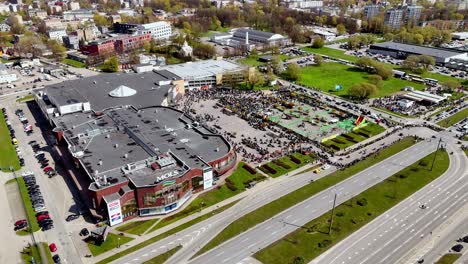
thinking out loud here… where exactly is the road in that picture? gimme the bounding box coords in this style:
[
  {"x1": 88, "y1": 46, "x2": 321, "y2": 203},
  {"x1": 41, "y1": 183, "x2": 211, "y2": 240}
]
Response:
[
  {"x1": 109, "y1": 138, "x2": 437, "y2": 264},
  {"x1": 312, "y1": 134, "x2": 468, "y2": 264},
  {"x1": 185, "y1": 140, "x2": 439, "y2": 264}
]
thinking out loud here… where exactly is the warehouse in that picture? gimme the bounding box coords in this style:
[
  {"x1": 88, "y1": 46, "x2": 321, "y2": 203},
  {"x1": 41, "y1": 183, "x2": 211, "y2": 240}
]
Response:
[
  {"x1": 35, "y1": 71, "x2": 236, "y2": 225},
  {"x1": 369, "y1": 41, "x2": 468, "y2": 64}
]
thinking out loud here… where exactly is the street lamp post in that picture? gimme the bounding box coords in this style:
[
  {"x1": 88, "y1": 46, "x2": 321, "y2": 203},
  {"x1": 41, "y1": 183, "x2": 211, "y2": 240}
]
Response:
[
  {"x1": 328, "y1": 193, "x2": 338, "y2": 235},
  {"x1": 117, "y1": 237, "x2": 121, "y2": 248}
]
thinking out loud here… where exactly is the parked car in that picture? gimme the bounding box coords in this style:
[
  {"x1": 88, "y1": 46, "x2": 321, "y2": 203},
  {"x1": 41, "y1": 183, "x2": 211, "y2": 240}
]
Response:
[
  {"x1": 14, "y1": 219, "x2": 27, "y2": 226},
  {"x1": 66, "y1": 214, "x2": 79, "y2": 222},
  {"x1": 49, "y1": 243, "x2": 57, "y2": 252},
  {"x1": 79, "y1": 228, "x2": 89, "y2": 236},
  {"x1": 452, "y1": 244, "x2": 464, "y2": 252},
  {"x1": 14, "y1": 222, "x2": 28, "y2": 231},
  {"x1": 52, "y1": 254, "x2": 60, "y2": 264}
]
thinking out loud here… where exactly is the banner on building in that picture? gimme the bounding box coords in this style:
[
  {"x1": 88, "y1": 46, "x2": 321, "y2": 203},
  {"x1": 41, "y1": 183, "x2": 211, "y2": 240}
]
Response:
[{"x1": 107, "y1": 200, "x2": 123, "y2": 226}]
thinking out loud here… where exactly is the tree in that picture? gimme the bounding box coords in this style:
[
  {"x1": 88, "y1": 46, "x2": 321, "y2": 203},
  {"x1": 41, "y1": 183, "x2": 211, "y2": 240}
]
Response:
[
  {"x1": 246, "y1": 69, "x2": 265, "y2": 89},
  {"x1": 93, "y1": 13, "x2": 110, "y2": 27},
  {"x1": 418, "y1": 55, "x2": 436, "y2": 71},
  {"x1": 368, "y1": 75, "x2": 383, "y2": 88},
  {"x1": 9, "y1": 15, "x2": 25, "y2": 34},
  {"x1": 373, "y1": 63, "x2": 392, "y2": 80},
  {"x1": 249, "y1": 48, "x2": 259, "y2": 60},
  {"x1": 313, "y1": 54, "x2": 323, "y2": 66},
  {"x1": 102, "y1": 56, "x2": 119, "y2": 72},
  {"x1": 193, "y1": 42, "x2": 215, "y2": 59},
  {"x1": 284, "y1": 63, "x2": 301, "y2": 82},
  {"x1": 47, "y1": 40, "x2": 66, "y2": 61},
  {"x1": 349, "y1": 83, "x2": 377, "y2": 99},
  {"x1": 402, "y1": 55, "x2": 420, "y2": 72},
  {"x1": 355, "y1": 57, "x2": 374, "y2": 70},
  {"x1": 311, "y1": 37, "x2": 324, "y2": 48},
  {"x1": 270, "y1": 55, "x2": 282, "y2": 74},
  {"x1": 336, "y1": 24, "x2": 346, "y2": 35},
  {"x1": 442, "y1": 80, "x2": 460, "y2": 91}
]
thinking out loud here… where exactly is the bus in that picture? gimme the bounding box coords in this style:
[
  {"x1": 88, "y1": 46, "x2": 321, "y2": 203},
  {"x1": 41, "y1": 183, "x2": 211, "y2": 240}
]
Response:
[{"x1": 423, "y1": 78, "x2": 439, "y2": 86}]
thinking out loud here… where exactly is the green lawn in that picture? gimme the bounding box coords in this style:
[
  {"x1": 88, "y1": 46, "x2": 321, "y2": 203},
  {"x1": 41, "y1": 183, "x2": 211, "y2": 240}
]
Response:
[
  {"x1": 322, "y1": 122, "x2": 385, "y2": 151},
  {"x1": 116, "y1": 218, "x2": 159, "y2": 235},
  {"x1": 143, "y1": 245, "x2": 182, "y2": 264},
  {"x1": 195, "y1": 137, "x2": 419, "y2": 257},
  {"x1": 302, "y1": 46, "x2": 359, "y2": 62},
  {"x1": 96, "y1": 201, "x2": 238, "y2": 264},
  {"x1": 16, "y1": 94, "x2": 34, "y2": 103},
  {"x1": 0, "y1": 110, "x2": 20, "y2": 171},
  {"x1": 87, "y1": 233, "x2": 134, "y2": 256},
  {"x1": 238, "y1": 57, "x2": 264, "y2": 67},
  {"x1": 298, "y1": 63, "x2": 425, "y2": 98},
  {"x1": 20, "y1": 243, "x2": 42, "y2": 264},
  {"x1": 17, "y1": 177, "x2": 40, "y2": 233},
  {"x1": 149, "y1": 162, "x2": 264, "y2": 233},
  {"x1": 62, "y1": 58, "x2": 86, "y2": 68},
  {"x1": 437, "y1": 108, "x2": 468, "y2": 128},
  {"x1": 436, "y1": 254, "x2": 462, "y2": 264},
  {"x1": 41, "y1": 242, "x2": 55, "y2": 263},
  {"x1": 260, "y1": 153, "x2": 316, "y2": 178},
  {"x1": 255, "y1": 149, "x2": 449, "y2": 264}
]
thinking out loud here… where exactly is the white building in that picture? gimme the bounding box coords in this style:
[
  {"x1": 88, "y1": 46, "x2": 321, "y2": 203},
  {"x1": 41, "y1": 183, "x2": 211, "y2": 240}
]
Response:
[
  {"x1": 0, "y1": 64, "x2": 18, "y2": 84},
  {"x1": 0, "y1": 23, "x2": 11, "y2": 32},
  {"x1": 47, "y1": 29, "x2": 67, "y2": 43},
  {"x1": 68, "y1": 1, "x2": 80, "y2": 10},
  {"x1": 282, "y1": 0, "x2": 323, "y2": 9},
  {"x1": 132, "y1": 63, "x2": 153, "y2": 73},
  {"x1": 135, "y1": 21, "x2": 172, "y2": 40}
]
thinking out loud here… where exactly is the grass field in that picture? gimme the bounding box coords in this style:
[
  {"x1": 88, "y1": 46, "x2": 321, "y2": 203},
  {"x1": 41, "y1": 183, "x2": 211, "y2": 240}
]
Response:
[
  {"x1": 195, "y1": 137, "x2": 419, "y2": 257},
  {"x1": 298, "y1": 63, "x2": 425, "y2": 98},
  {"x1": 143, "y1": 245, "x2": 182, "y2": 264},
  {"x1": 436, "y1": 253, "x2": 462, "y2": 264},
  {"x1": 17, "y1": 177, "x2": 40, "y2": 233},
  {"x1": 302, "y1": 47, "x2": 359, "y2": 62},
  {"x1": 87, "y1": 233, "x2": 134, "y2": 256},
  {"x1": 148, "y1": 162, "x2": 264, "y2": 233},
  {"x1": 322, "y1": 122, "x2": 385, "y2": 151},
  {"x1": 238, "y1": 54, "x2": 291, "y2": 67},
  {"x1": 260, "y1": 153, "x2": 316, "y2": 178},
  {"x1": 62, "y1": 58, "x2": 86, "y2": 68},
  {"x1": 116, "y1": 218, "x2": 159, "y2": 235},
  {"x1": 0, "y1": 110, "x2": 20, "y2": 171},
  {"x1": 254, "y1": 149, "x2": 449, "y2": 264},
  {"x1": 437, "y1": 108, "x2": 468, "y2": 128},
  {"x1": 96, "y1": 201, "x2": 238, "y2": 264}
]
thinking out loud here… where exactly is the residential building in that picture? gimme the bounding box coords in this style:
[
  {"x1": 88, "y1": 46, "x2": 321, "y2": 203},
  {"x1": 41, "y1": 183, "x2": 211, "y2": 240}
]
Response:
[
  {"x1": 113, "y1": 22, "x2": 138, "y2": 34},
  {"x1": 27, "y1": 8, "x2": 48, "y2": 19},
  {"x1": 47, "y1": 29, "x2": 67, "y2": 42},
  {"x1": 135, "y1": 21, "x2": 172, "y2": 40},
  {"x1": 68, "y1": 1, "x2": 80, "y2": 10},
  {"x1": 50, "y1": 5, "x2": 63, "y2": 15},
  {"x1": 63, "y1": 35, "x2": 79, "y2": 49},
  {"x1": 384, "y1": 8, "x2": 404, "y2": 29},
  {"x1": 364, "y1": 4, "x2": 380, "y2": 19},
  {"x1": 63, "y1": 9, "x2": 96, "y2": 20},
  {"x1": 405, "y1": 5, "x2": 422, "y2": 25},
  {"x1": 75, "y1": 27, "x2": 96, "y2": 42}
]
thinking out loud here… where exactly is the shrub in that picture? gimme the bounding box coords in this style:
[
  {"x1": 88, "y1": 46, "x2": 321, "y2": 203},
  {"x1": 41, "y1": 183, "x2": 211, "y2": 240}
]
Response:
[
  {"x1": 259, "y1": 166, "x2": 270, "y2": 174},
  {"x1": 262, "y1": 164, "x2": 277, "y2": 175},
  {"x1": 242, "y1": 164, "x2": 257, "y2": 175},
  {"x1": 273, "y1": 159, "x2": 291, "y2": 169},
  {"x1": 318, "y1": 239, "x2": 332, "y2": 248},
  {"x1": 290, "y1": 155, "x2": 301, "y2": 164},
  {"x1": 419, "y1": 160, "x2": 428, "y2": 166},
  {"x1": 357, "y1": 198, "x2": 368, "y2": 206},
  {"x1": 336, "y1": 212, "x2": 345, "y2": 217},
  {"x1": 225, "y1": 178, "x2": 238, "y2": 191},
  {"x1": 398, "y1": 174, "x2": 408, "y2": 179}
]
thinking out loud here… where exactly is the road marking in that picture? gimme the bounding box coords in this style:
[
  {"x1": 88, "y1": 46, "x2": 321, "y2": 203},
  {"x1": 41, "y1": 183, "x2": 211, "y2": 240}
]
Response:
[
  {"x1": 241, "y1": 238, "x2": 249, "y2": 243},
  {"x1": 142, "y1": 254, "x2": 148, "y2": 257},
  {"x1": 215, "y1": 251, "x2": 225, "y2": 257}
]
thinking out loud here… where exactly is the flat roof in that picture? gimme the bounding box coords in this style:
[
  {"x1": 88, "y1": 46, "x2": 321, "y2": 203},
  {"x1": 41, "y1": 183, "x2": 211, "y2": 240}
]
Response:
[
  {"x1": 45, "y1": 71, "x2": 174, "y2": 112},
  {"x1": 160, "y1": 59, "x2": 244, "y2": 80},
  {"x1": 371, "y1": 42, "x2": 464, "y2": 59},
  {"x1": 404, "y1": 90, "x2": 445, "y2": 103}
]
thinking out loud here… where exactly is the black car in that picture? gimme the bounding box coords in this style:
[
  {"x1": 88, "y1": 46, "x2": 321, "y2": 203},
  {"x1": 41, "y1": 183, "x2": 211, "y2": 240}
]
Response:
[
  {"x1": 52, "y1": 254, "x2": 60, "y2": 264},
  {"x1": 41, "y1": 224, "x2": 54, "y2": 231},
  {"x1": 452, "y1": 244, "x2": 464, "y2": 252},
  {"x1": 14, "y1": 222, "x2": 28, "y2": 231},
  {"x1": 28, "y1": 140, "x2": 37, "y2": 145},
  {"x1": 19, "y1": 160, "x2": 25, "y2": 166},
  {"x1": 38, "y1": 219, "x2": 53, "y2": 226},
  {"x1": 79, "y1": 228, "x2": 89, "y2": 236},
  {"x1": 66, "y1": 214, "x2": 79, "y2": 222},
  {"x1": 40, "y1": 163, "x2": 49, "y2": 168}
]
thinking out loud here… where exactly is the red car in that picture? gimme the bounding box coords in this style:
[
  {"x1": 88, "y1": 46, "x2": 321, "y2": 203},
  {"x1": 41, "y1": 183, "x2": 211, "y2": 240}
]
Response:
[
  {"x1": 49, "y1": 243, "x2": 57, "y2": 252},
  {"x1": 43, "y1": 166, "x2": 53, "y2": 173},
  {"x1": 15, "y1": 219, "x2": 27, "y2": 226},
  {"x1": 37, "y1": 215, "x2": 50, "y2": 221}
]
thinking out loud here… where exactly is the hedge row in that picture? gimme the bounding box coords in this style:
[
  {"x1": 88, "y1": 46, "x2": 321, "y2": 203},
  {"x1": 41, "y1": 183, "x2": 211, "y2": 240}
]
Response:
[
  {"x1": 261, "y1": 164, "x2": 277, "y2": 175},
  {"x1": 225, "y1": 178, "x2": 238, "y2": 192},
  {"x1": 272, "y1": 159, "x2": 291, "y2": 170},
  {"x1": 289, "y1": 155, "x2": 301, "y2": 164},
  {"x1": 242, "y1": 164, "x2": 257, "y2": 175}
]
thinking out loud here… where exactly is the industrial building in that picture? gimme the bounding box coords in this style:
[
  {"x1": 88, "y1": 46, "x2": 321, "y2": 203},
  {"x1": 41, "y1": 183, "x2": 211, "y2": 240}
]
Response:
[
  {"x1": 369, "y1": 41, "x2": 468, "y2": 65},
  {"x1": 35, "y1": 70, "x2": 236, "y2": 224},
  {"x1": 0, "y1": 64, "x2": 17, "y2": 84},
  {"x1": 211, "y1": 28, "x2": 290, "y2": 50}
]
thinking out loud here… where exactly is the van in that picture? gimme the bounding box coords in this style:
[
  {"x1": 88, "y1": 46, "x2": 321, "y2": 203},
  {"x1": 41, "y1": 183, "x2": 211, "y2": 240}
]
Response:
[{"x1": 313, "y1": 168, "x2": 321, "y2": 174}]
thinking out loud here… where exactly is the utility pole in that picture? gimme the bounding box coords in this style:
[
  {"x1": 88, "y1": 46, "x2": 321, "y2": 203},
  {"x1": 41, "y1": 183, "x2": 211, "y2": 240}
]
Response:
[
  {"x1": 430, "y1": 138, "x2": 442, "y2": 171},
  {"x1": 328, "y1": 193, "x2": 337, "y2": 235}
]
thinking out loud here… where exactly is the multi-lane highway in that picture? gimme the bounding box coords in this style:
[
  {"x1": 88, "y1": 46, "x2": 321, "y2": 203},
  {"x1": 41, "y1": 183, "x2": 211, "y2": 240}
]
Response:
[
  {"x1": 312, "y1": 137, "x2": 467, "y2": 264},
  {"x1": 186, "y1": 140, "x2": 439, "y2": 264}
]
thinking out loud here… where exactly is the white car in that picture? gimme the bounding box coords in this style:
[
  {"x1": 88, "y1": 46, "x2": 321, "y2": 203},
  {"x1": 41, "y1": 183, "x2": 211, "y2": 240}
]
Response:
[{"x1": 321, "y1": 164, "x2": 331, "y2": 170}]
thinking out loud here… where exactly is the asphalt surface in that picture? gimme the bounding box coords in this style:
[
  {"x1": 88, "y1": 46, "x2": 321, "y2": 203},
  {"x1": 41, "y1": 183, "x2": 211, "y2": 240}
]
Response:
[{"x1": 186, "y1": 140, "x2": 439, "y2": 264}]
